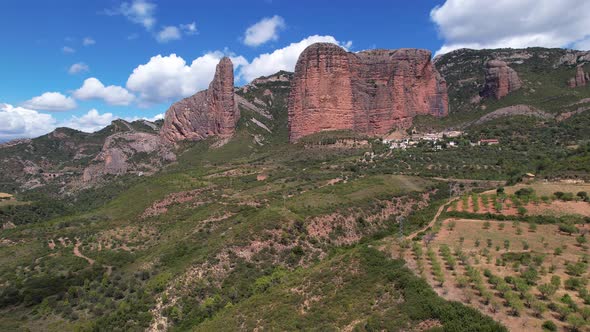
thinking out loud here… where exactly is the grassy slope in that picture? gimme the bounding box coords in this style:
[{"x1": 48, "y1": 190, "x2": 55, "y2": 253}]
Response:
[
  {"x1": 0, "y1": 125, "x2": 454, "y2": 331},
  {"x1": 196, "y1": 246, "x2": 506, "y2": 332},
  {"x1": 416, "y1": 48, "x2": 590, "y2": 131}
]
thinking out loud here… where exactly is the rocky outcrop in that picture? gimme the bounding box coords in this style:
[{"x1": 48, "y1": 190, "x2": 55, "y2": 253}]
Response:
[
  {"x1": 480, "y1": 60, "x2": 522, "y2": 100},
  {"x1": 568, "y1": 65, "x2": 590, "y2": 88},
  {"x1": 472, "y1": 105, "x2": 553, "y2": 125},
  {"x1": 161, "y1": 57, "x2": 238, "y2": 143},
  {"x1": 288, "y1": 43, "x2": 448, "y2": 142},
  {"x1": 82, "y1": 132, "x2": 176, "y2": 183}
]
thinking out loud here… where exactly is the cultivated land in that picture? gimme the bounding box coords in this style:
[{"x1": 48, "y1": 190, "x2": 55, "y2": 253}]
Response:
[{"x1": 404, "y1": 183, "x2": 590, "y2": 331}]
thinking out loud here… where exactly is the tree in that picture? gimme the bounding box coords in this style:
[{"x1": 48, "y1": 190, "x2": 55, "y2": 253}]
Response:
[
  {"x1": 506, "y1": 292, "x2": 524, "y2": 316},
  {"x1": 538, "y1": 283, "x2": 557, "y2": 299},
  {"x1": 580, "y1": 306, "x2": 590, "y2": 320},
  {"x1": 541, "y1": 320, "x2": 557, "y2": 331},
  {"x1": 531, "y1": 300, "x2": 547, "y2": 318},
  {"x1": 566, "y1": 313, "x2": 586, "y2": 331},
  {"x1": 559, "y1": 223, "x2": 578, "y2": 235},
  {"x1": 566, "y1": 262, "x2": 588, "y2": 277},
  {"x1": 550, "y1": 275, "x2": 561, "y2": 288},
  {"x1": 576, "y1": 235, "x2": 587, "y2": 247},
  {"x1": 529, "y1": 223, "x2": 537, "y2": 232},
  {"x1": 556, "y1": 304, "x2": 573, "y2": 321},
  {"x1": 447, "y1": 220, "x2": 456, "y2": 231}
]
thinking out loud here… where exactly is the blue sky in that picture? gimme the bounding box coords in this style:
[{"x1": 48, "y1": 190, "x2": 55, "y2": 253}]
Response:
[{"x1": 1, "y1": 0, "x2": 589, "y2": 140}]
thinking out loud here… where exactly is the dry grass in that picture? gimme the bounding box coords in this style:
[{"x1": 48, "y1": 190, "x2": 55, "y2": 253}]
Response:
[{"x1": 484, "y1": 181, "x2": 590, "y2": 197}]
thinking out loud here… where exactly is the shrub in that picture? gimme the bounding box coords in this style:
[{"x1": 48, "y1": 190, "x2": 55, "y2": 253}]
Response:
[{"x1": 541, "y1": 320, "x2": 557, "y2": 331}]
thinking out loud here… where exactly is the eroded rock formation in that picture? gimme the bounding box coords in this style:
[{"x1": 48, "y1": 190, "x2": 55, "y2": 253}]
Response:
[
  {"x1": 288, "y1": 43, "x2": 448, "y2": 142},
  {"x1": 161, "y1": 57, "x2": 238, "y2": 143},
  {"x1": 82, "y1": 131, "x2": 176, "y2": 183},
  {"x1": 568, "y1": 65, "x2": 590, "y2": 88},
  {"x1": 480, "y1": 60, "x2": 522, "y2": 100}
]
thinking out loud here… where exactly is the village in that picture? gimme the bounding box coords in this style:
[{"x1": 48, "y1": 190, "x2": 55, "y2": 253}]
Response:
[{"x1": 382, "y1": 130, "x2": 499, "y2": 151}]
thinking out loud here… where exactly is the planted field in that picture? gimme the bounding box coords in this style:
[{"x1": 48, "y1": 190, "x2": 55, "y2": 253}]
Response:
[
  {"x1": 448, "y1": 183, "x2": 590, "y2": 219},
  {"x1": 407, "y1": 218, "x2": 590, "y2": 331}
]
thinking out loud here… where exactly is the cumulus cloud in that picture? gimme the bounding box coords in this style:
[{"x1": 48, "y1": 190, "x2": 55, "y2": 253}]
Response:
[
  {"x1": 83, "y1": 37, "x2": 96, "y2": 46},
  {"x1": 126, "y1": 51, "x2": 247, "y2": 105},
  {"x1": 62, "y1": 46, "x2": 75, "y2": 54},
  {"x1": 22, "y1": 92, "x2": 77, "y2": 111},
  {"x1": 431, "y1": 0, "x2": 590, "y2": 55},
  {"x1": 61, "y1": 109, "x2": 116, "y2": 133},
  {"x1": 106, "y1": 0, "x2": 156, "y2": 30},
  {"x1": 243, "y1": 15, "x2": 286, "y2": 47},
  {"x1": 124, "y1": 113, "x2": 164, "y2": 122},
  {"x1": 73, "y1": 78, "x2": 136, "y2": 106},
  {"x1": 0, "y1": 103, "x2": 57, "y2": 140},
  {"x1": 239, "y1": 35, "x2": 351, "y2": 82},
  {"x1": 181, "y1": 22, "x2": 198, "y2": 35},
  {"x1": 68, "y1": 62, "x2": 90, "y2": 75},
  {"x1": 0, "y1": 104, "x2": 162, "y2": 139},
  {"x1": 156, "y1": 26, "x2": 181, "y2": 43}
]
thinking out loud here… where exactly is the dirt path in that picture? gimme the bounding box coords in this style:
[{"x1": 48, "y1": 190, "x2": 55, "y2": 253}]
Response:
[
  {"x1": 408, "y1": 197, "x2": 458, "y2": 240},
  {"x1": 73, "y1": 238, "x2": 95, "y2": 265}
]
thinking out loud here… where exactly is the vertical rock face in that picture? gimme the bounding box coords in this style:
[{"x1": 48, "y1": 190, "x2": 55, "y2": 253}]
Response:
[
  {"x1": 161, "y1": 57, "x2": 238, "y2": 143},
  {"x1": 287, "y1": 44, "x2": 355, "y2": 141},
  {"x1": 288, "y1": 43, "x2": 448, "y2": 142},
  {"x1": 568, "y1": 65, "x2": 590, "y2": 88},
  {"x1": 480, "y1": 60, "x2": 522, "y2": 99}
]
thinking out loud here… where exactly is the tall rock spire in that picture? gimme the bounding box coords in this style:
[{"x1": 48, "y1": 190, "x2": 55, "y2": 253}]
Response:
[{"x1": 161, "y1": 57, "x2": 238, "y2": 143}]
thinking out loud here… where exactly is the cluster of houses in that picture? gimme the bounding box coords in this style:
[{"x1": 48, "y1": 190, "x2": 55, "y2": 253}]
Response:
[{"x1": 382, "y1": 130, "x2": 500, "y2": 150}]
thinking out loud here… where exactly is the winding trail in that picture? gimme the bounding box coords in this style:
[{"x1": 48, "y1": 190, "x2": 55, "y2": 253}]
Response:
[
  {"x1": 73, "y1": 238, "x2": 95, "y2": 265},
  {"x1": 408, "y1": 197, "x2": 458, "y2": 240}
]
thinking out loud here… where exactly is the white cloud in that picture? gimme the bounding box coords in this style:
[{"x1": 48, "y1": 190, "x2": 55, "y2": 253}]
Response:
[
  {"x1": 68, "y1": 62, "x2": 90, "y2": 75},
  {"x1": 125, "y1": 113, "x2": 164, "y2": 122},
  {"x1": 62, "y1": 46, "x2": 75, "y2": 54},
  {"x1": 73, "y1": 78, "x2": 136, "y2": 106},
  {"x1": 431, "y1": 0, "x2": 590, "y2": 55},
  {"x1": 62, "y1": 109, "x2": 116, "y2": 133},
  {"x1": 107, "y1": 0, "x2": 156, "y2": 30},
  {"x1": 22, "y1": 92, "x2": 77, "y2": 111},
  {"x1": 156, "y1": 26, "x2": 181, "y2": 43},
  {"x1": 181, "y1": 22, "x2": 198, "y2": 35},
  {"x1": 243, "y1": 15, "x2": 286, "y2": 47},
  {"x1": 0, "y1": 103, "x2": 57, "y2": 140},
  {"x1": 239, "y1": 35, "x2": 351, "y2": 82},
  {"x1": 126, "y1": 52, "x2": 247, "y2": 105},
  {"x1": 83, "y1": 37, "x2": 96, "y2": 46}
]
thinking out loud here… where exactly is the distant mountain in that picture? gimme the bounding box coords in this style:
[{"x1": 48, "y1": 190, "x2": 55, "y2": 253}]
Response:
[
  {"x1": 0, "y1": 119, "x2": 174, "y2": 194},
  {"x1": 3, "y1": 46, "x2": 590, "y2": 195}
]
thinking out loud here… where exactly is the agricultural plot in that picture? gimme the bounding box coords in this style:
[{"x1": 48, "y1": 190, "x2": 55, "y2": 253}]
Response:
[
  {"x1": 406, "y1": 217, "x2": 590, "y2": 331},
  {"x1": 447, "y1": 184, "x2": 590, "y2": 219}
]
